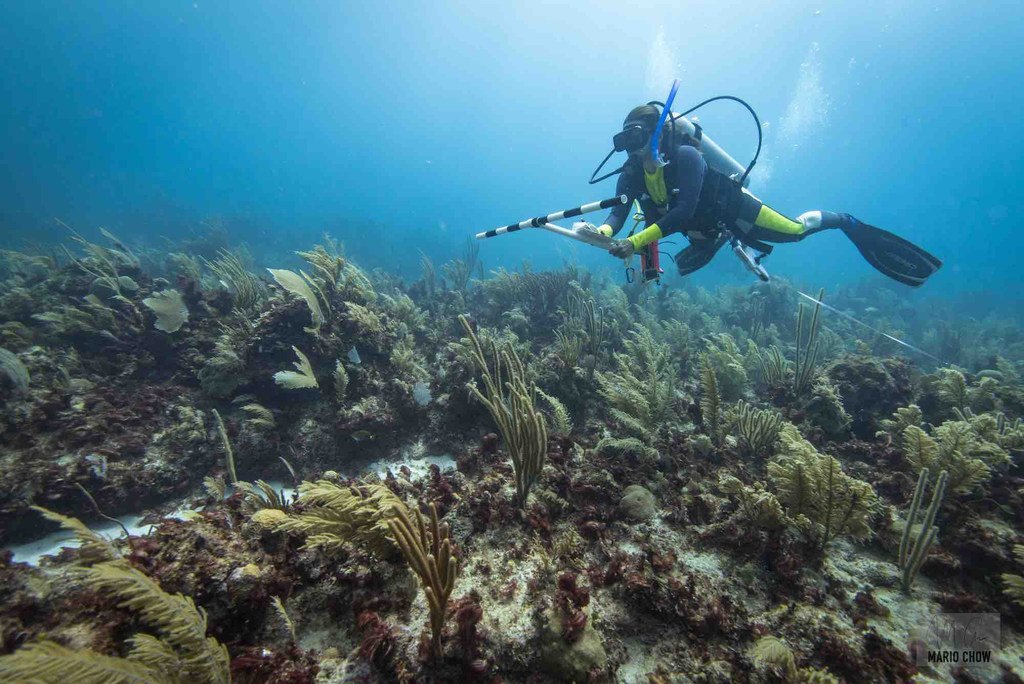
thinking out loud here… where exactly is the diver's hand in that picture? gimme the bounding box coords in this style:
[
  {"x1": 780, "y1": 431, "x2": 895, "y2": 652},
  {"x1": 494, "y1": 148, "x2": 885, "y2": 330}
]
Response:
[{"x1": 609, "y1": 239, "x2": 635, "y2": 259}]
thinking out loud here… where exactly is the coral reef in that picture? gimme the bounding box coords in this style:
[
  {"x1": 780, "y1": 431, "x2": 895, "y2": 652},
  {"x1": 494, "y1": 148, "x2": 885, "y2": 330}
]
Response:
[
  {"x1": 827, "y1": 355, "x2": 913, "y2": 438},
  {"x1": 1, "y1": 237, "x2": 1024, "y2": 683}
]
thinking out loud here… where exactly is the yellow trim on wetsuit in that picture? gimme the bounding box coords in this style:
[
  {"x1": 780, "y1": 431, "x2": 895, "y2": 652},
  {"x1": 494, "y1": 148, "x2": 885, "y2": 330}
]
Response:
[
  {"x1": 627, "y1": 224, "x2": 663, "y2": 250},
  {"x1": 754, "y1": 205, "x2": 805, "y2": 235},
  {"x1": 644, "y1": 167, "x2": 669, "y2": 206}
]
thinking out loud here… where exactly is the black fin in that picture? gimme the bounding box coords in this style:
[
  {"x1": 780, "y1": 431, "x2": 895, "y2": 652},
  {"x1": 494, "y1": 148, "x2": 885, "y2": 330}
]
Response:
[
  {"x1": 674, "y1": 236, "x2": 727, "y2": 276},
  {"x1": 841, "y1": 221, "x2": 942, "y2": 287}
]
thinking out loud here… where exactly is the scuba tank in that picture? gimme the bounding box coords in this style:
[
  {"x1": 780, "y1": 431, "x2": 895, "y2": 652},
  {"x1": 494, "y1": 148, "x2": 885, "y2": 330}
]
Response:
[
  {"x1": 660, "y1": 112, "x2": 750, "y2": 187},
  {"x1": 650, "y1": 81, "x2": 750, "y2": 185}
]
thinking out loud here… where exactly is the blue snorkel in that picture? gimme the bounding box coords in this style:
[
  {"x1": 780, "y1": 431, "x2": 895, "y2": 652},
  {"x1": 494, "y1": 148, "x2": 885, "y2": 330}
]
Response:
[{"x1": 650, "y1": 79, "x2": 680, "y2": 168}]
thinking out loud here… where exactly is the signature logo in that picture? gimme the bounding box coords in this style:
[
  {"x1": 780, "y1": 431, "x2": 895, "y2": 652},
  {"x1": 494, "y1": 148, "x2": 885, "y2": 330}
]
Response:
[{"x1": 909, "y1": 613, "x2": 999, "y2": 667}]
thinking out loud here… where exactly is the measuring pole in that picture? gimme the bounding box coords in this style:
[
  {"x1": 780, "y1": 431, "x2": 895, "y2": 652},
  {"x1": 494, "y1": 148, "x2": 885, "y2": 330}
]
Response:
[{"x1": 476, "y1": 195, "x2": 627, "y2": 240}]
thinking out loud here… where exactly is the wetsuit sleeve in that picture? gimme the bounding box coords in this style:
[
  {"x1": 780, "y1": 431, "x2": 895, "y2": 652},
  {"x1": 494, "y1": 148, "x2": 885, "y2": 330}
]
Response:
[
  {"x1": 655, "y1": 145, "x2": 706, "y2": 236},
  {"x1": 601, "y1": 163, "x2": 641, "y2": 235}
]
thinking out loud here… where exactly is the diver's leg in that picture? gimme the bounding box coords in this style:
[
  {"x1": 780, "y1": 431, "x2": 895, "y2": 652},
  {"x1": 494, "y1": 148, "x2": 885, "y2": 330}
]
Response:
[
  {"x1": 733, "y1": 196, "x2": 809, "y2": 244},
  {"x1": 736, "y1": 200, "x2": 835, "y2": 244},
  {"x1": 674, "y1": 233, "x2": 728, "y2": 276},
  {"x1": 741, "y1": 204, "x2": 942, "y2": 286},
  {"x1": 794, "y1": 210, "x2": 849, "y2": 233}
]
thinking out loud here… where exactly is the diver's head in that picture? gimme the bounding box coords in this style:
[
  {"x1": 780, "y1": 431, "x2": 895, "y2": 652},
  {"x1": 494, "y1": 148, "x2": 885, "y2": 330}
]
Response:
[
  {"x1": 588, "y1": 103, "x2": 662, "y2": 184},
  {"x1": 613, "y1": 104, "x2": 659, "y2": 156}
]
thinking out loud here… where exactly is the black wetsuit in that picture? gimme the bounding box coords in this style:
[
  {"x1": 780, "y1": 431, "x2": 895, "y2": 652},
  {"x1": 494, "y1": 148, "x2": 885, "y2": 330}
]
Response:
[
  {"x1": 596, "y1": 136, "x2": 941, "y2": 286},
  {"x1": 601, "y1": 143, "x2": 851, "y2": 272},
  {"x1": 603, "y1": 144, "x2": 711, "y2": 242}
]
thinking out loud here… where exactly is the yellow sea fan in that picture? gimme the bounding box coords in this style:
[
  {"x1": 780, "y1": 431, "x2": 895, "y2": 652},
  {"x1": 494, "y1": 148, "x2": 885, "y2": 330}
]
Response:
[
  {"x1": 78, "y1": 561, "x2": 230, "y2": 683},
  {"x1": 253, "y1": 480, "x2": 401, "y2": 557},
  {"x1": 271, "y1": 596, "x2": 297, "y2": 642},
  {"x1": 267, "y1": 267, "x2": 325, "y2": 332},
  {"x1": 142, "y1": 289, "x2": 188, "y2": 333},
  {"x1": 273, "y1": 346, "x2": 319, "y2": 389},
  {"x1": 1002, "y1": 545, "x2": 1024, "y2": 608},
  {"x1": 31, "y1": 506, "x2": 120, "y2": 565},
  {"x1": 0, "y1": 641, "x2": 165, "y2": 684},
  {"x1": 0, "y1": 346, "x2": 29, "y2": 390},
  {"x1": 750, "y1": 636, "x2": 795, "y2": 671}
]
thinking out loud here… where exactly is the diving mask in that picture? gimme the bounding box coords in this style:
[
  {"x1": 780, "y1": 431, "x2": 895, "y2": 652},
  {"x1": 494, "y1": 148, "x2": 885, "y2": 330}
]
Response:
[{"x1": 612, "y1": 124, "x2": 648, "y2": 153}]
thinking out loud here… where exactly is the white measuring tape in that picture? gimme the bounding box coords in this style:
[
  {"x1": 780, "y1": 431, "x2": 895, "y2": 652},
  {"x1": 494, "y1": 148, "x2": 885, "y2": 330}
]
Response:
[{"x1": 794, "y1": 289, "x2": 945, "y2": 365}]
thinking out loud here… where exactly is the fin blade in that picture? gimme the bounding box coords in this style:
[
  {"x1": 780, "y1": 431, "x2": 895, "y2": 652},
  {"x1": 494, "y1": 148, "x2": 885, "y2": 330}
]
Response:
[{"x1": 841, "y1": 223, "x2": 942, "y2": 287}]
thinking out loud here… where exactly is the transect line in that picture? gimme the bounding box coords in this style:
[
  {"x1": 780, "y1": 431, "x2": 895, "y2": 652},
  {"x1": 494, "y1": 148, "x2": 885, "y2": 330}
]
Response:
[{"x1": 794, "y1": 289, "x2": 946, "y2": 366}]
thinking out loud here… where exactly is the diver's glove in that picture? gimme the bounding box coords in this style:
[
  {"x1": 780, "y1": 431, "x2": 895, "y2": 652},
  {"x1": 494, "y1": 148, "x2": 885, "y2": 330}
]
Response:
[{"x1": 608, "y1": 239, "x2": 635, "y2": 259}]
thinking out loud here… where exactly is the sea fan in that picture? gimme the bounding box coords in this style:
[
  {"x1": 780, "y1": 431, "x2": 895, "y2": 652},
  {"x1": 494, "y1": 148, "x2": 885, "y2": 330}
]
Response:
[
  {"x1": 274, "y1": 346, "x2": 319, "y2": 390},
  {"x1": 0, "y1": 347, "x2": 29, "y2": 391},
  {"x1": 267, "y1": 267, "x2": 325, "y2": 332},
  {"x1": 0, "y1": 641, "x2": 164, "y2": 684},
  {"x1": 768, "y1": 424, "x2": 878, "y2": 551},
  {"x1": 252, "y1": 480, "x2": 401, "y2": 556},
  {"x1": 142, "y1": 289, "x2": 189, "y2": 333},
  {"x1": 31, "y1": 506, "x2": 120, "y2": 565}
]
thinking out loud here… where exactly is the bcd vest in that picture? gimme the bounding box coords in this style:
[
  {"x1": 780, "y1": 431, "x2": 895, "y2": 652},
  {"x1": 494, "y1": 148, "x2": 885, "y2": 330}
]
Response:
[{"x1": 689, "y1": 167, "x2": 746, "y2": 234}]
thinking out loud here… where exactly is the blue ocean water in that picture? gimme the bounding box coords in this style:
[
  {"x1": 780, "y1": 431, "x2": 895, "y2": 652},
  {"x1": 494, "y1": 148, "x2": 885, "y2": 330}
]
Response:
[{"x1": 1, "y1": 1, "x2": 1021, "y2": 309}]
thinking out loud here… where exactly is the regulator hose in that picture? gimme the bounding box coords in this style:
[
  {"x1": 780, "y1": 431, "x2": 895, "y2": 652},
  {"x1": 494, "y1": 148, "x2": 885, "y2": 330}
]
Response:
[{"x1": 672, "y1": 95, "x2": 762, "y2": 185}]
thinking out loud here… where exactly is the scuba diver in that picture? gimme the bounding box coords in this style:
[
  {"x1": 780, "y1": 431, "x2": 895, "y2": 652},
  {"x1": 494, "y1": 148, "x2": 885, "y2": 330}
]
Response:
[{"x1": 589, "y1": 101, "x2": 942, "y2": 287}]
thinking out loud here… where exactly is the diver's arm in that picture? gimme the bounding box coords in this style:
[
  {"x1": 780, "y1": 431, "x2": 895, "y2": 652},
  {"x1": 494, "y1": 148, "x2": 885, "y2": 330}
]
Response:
[
  {"x1": 597, "y1": 163, "x2": 640, "y2": 236},
  {"x1": 626, "y1": 145, "x2": 706, "y2": 250}
]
